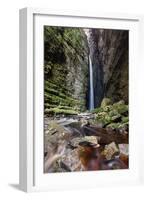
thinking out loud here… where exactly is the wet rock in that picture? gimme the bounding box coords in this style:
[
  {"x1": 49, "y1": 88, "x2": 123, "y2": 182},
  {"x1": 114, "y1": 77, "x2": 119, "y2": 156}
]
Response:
[
  {"x1": 80, "y1": 118, "x2": 89, "y2": 127},
  {"x1": 102, "y1": 142, "x2": 119, "y2": 160},
  {"x1": 61, "y1": 148, "x2": 84, "y2": 171},
  {"x1": 69, "y1": 136, "x2": 99, "y2": 148},
  {"x1": 118, "y1": 143, "x2": 129, "y2": 167},
  {"x1": 119, "y1": 154, "x2": 129, "y2": 167},
  {"x1": 58, "y1": 161, "x2": 72, "y2": 172},
  {"x1": 78, "y1": 112, "x2": 95, "y2": 120},
  {"x1": 48, "y1": 120, "x2": 66, "y2": 135},
  {"x1": 45, "y1": 130, "x2": 50, "y2": 135},
  {"x1": 57, "y1": 118, "x2": 78, "y2": 126},
  {"x1": 118, "y1": 144, "x2": 129, "y2": 155}
]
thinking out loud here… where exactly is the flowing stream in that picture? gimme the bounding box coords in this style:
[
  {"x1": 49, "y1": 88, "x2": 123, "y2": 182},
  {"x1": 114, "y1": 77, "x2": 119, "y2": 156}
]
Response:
[{"x1": 89, "y1": 55, "x2": 94, "y2": 110}]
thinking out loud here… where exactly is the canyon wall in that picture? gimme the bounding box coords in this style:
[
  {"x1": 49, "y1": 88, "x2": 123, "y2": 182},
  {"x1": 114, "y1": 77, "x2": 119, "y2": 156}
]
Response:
[
  {"x1": 44, "y1": 27, "x2": 89, "y2": 114},
  {"x1": 88, "y1": 29, "x2": 128, "y2": 106},
  {"x1": 44, "y1": 26, "x2": 128, "y2": 114}
]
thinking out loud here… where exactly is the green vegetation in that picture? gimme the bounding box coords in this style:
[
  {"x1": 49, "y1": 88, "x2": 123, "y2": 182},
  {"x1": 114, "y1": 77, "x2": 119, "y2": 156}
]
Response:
[
  {"x1": 92, "y1": 98, "x2": 128, "y2": 129},
  {"x1": 44, "y1": 27, "x2": 88, "y2": 115},
  {"x1": 45, "y1": 107, "x2": 78, "y2": 115},
  {"x1": 100, "y1": 98, "x2": 112, "y2": 107}
]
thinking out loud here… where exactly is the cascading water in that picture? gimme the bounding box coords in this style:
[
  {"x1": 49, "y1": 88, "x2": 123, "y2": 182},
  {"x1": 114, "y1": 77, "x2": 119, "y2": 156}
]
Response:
[
  {"x1": 89, "y1": 55, "x2": 94, "y2": 110},
  {"x1": 84, "y1": 29, "x2": 95, "y2": 110}
]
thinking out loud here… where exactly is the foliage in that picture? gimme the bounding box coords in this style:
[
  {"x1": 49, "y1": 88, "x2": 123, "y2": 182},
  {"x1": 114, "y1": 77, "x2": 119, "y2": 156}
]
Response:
[
  {"x1": 44, "y1": 26, "x2": 88, "y2": 114},
  {"x1": 45, "y1": 107, "x2": 78, "y2": 115},
  {"x1": 101, "y1": 98, "x2": 112, "y2": 107},
  {"x1": 93, "y1": 98, "x2": 128, "y2": 129}
]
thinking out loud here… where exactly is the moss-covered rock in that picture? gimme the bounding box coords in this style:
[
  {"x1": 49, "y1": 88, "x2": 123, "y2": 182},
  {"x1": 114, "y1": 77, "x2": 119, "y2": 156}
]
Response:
[
  {"x1": 93, "y1": 99, "x2": 128, "y2": 129},
  {"x1": 45, "y1": 107, "x2": 78, "y2": 116},
  {"x1": 122, "y1": 116, "x2": 129, "y2": 123},
  {"x1": 101, "y1": 98, "x2": 112, "y2": 107},
  {"x1": 44, "y1": 27, "x2": 89, "y2": 114}
]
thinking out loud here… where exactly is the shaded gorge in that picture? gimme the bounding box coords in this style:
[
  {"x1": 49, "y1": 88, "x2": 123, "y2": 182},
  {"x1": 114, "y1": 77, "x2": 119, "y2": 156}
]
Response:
[
  {"x1": 44, "y1": 26, "x2": 129, "y2": 173},
  {"x1": 44, "y1": 26, "x2": 128, "y2": 115}
]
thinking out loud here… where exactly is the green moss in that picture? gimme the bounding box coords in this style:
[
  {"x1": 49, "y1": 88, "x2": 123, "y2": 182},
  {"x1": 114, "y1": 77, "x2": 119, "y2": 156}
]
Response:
[
  {"x1": 44, "y1": 103, "x2": 57, "y2": 108},
  {"x1": 109, "y1": 109, "x2": 119, "y2": 117},
  {"x1": 95, "y1": 99, "x2": 128, "y2": 128},
  {"x1": 101, "y1": 98, "x2": 112, "y2": 107},
  {"x1": 91, "y1": 107, "x2": 104, "y2": 113},
  {"x1": 44, "y1": 27, "x2": 88, "y2": 113},
  {"x1": 57, "y1": 105, "x2": 75, "y2": 110},
  {"x1": 113, "y1": 104, "x2": 128, "y2": 115},
  {"x1": 107, "y1": 123, "x2": 121, "y2": 129},
  {"x1": 111, "y1": 115, "x2": 121, "y2": 121},
  {"x1": 44, "y1": 92, "x2": 79, "y2": 107},
  {"x1": 45, "y1": 86, "x2": 70, "y2": 99},
  {"x1": 45, "y1": 107, "x2": 78, "y2": 115},
  {"x1": 122, "y1": 116, "x2": 129, "y2": 123},
  {"x1": 113, "y1": 100, "x2": 125, "y2": 105}
]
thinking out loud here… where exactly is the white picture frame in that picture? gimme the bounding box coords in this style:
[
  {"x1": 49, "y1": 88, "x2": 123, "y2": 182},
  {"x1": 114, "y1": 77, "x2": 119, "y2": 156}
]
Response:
[{"x1": 19, "y1": 7, "x2": 144, "y2": 192}]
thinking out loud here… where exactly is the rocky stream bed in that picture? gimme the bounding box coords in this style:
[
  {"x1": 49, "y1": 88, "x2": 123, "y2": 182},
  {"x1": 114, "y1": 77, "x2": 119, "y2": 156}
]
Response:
[{"x1": 44, "y1": 99, "x2": 129, "y2": 173}]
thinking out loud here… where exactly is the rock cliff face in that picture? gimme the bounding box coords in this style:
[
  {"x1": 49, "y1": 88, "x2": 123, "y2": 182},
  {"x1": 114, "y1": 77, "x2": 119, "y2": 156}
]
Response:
[
  {"x1": 84, "y1": 29, "x2": 104, "y2": 108},
  {"x1": 88, "y1": 29, "x2": 128, "y2": 105},
  {"x1": 44, "y1": 27, "x2": 129, "y2": 174},
  {"x1": 44, "y1": 27, "x2": 89, "y2": 114},
  {"x1": 65, "y1": 29, "x2": 89, "y2": 111},
  {"x1": 44, "y1": 26, "x2": 128, "y2": 114}
]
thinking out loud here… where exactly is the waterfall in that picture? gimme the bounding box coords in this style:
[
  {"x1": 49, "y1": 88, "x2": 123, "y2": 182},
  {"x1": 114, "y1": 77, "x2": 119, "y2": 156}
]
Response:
[
  {"x1": 89, "y1": 55, "x2": 94, "y2": 110},
  {"x1": 84, "y1": 29, "x2": 95, "y2": 110}
]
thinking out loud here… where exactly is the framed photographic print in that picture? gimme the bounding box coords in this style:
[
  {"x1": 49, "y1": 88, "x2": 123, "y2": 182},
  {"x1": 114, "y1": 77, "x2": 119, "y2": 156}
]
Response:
[{"x1": 19, "y1": 8, "x2": 144, "y2": 192}]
